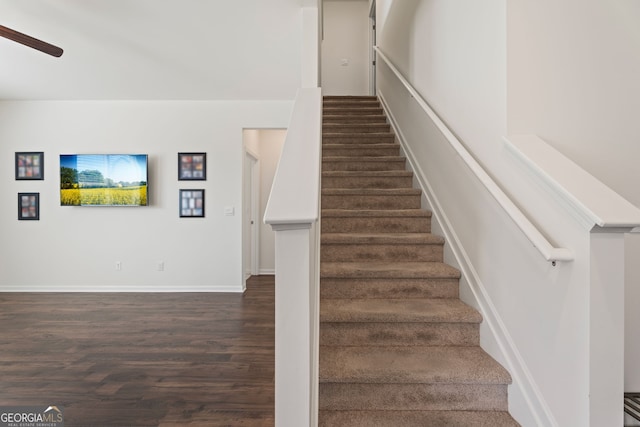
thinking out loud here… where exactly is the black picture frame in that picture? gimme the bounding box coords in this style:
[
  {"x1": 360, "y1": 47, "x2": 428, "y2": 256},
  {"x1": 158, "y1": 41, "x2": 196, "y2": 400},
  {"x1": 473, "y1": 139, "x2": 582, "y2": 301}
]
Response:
[
  {"x1": 15, "y1": 152, "x2": 44, "y2": 180},
  {"x1": 178, "y1": 152, "x2": 206, "y2": 180},
  {"x1": 179, "y1": 189, "x2": 205, "y2": 218},
  {"x1": 18, "y1": 193, "x2": 40, "y2": 220}
]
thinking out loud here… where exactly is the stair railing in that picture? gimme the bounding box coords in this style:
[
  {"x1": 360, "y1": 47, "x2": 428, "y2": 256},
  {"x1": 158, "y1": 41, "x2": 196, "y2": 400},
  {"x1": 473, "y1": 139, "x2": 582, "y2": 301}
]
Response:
[
  {"x1": 374, "y1": 47, "x2": 573, "y2": 264},
  {"x1": 264, "y1": 87, "x2": 322, "y2": 427}
]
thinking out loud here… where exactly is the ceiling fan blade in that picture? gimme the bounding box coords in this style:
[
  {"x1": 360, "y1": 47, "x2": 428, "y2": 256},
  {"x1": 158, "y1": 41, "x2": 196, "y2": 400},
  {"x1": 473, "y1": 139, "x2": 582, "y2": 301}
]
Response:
[{"x1": 0, "y1": 24, "x2": 63, "y2": 57}]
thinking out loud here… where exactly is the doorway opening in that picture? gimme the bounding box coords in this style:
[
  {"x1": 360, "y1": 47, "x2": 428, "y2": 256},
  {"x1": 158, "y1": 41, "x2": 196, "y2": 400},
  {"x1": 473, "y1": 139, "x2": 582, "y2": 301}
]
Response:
[{"x1": 242, "y1": 129, "x2": 287, "y2": 284}]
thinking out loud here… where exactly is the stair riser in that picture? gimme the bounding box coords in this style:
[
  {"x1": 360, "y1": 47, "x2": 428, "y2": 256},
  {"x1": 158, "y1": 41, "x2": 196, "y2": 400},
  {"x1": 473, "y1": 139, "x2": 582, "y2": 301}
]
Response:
[
  {"x1": 324, "y1": 102, "x2": 381, "y2": 109},
  {"x1": 323, "y1": 124, "x2": 391, "y2": 133},
  {"x1": 321, "y1": 244, "x2": 443, "y2": 262},
  {"x1": 320, "y1": 322, "x2": 479, "y2": 347},
  {"x1": 322, "y1": 194, "x2": 421, "y2": 210},
  {"x1": 321, "y1": 216, "x2": 431, "y2": 233},
  {"x1": 323, "y1": 134, "x2": 396, "y2": 144},
  {"x1": 323, "y1": 108, "x2": 384, "y2": 116},
  {"x1": 320, "y1": 278, "x2": 459, "y2": 299},
  {"x1": 319, "y1": 383, "x2": 509, "y2": 411},
  {"x1": 322, "y1": 176, "x2": 413, "y2": 189},
  {"x1": 323, "y1": 116, "x2": 388, "y2": 124},
  {"x1": 322, "y1": 160, "x2": 406, "y2": 172},
  {"x1": 323, "y1": 146, "x2": 400, "y2": 157}
]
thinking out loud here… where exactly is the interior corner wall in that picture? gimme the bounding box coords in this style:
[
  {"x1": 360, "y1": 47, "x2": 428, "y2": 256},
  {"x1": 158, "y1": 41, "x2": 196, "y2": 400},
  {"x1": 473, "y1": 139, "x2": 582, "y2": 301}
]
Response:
[
  {"x1": 321, "y1": 0, "x2": 370, "y2": 95},
  {"x1": 0, "y1": 100, "x2": 293, "y2": 292}
]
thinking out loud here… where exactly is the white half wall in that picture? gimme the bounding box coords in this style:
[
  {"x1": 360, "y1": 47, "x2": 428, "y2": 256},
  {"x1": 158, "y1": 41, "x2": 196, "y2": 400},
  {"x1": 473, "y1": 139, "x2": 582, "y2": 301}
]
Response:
[
  {"x1": 321, "y1": 0, "x2": 370, "y2": 95},
  {"x1": 0, "y1": 100, "x2": 292, "y2": 292},
  {"x1": 507, "y1": 0, "x2": 640, "y2": 399}
]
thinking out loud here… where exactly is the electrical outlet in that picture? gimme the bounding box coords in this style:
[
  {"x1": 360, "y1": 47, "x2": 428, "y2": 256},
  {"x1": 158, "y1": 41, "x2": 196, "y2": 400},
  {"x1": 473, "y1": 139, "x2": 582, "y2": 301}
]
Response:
[
  {"x1": 115, "y1": 261, "x2": 122, "y2": 271},
  {"x1": 157, "y1": 261, "x2": 164, "y2": 272}
]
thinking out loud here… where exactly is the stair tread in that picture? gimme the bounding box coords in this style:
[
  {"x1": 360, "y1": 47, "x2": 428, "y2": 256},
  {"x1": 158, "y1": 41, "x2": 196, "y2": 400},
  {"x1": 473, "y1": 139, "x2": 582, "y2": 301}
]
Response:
[
  {"x1": 320, "y1": 298, "x2": 482, "y2": 323},
  {"x1": 320, "y1": 345, "x2": 512, "y2": 384},
  {"x1": 323, "y1": 143, "x2": 399, "y2": 149},
  {"x1": 319, "y1": 410, "x2": 519, "y2": 427},
  {"x1": 322, "y1": 209, "x2": 431, "y2": 218},
  {"x1": 323, "y1": 156, "x2": 404, "y2": 162},
  {"x1": 321, "y1": 233, "x2": 443, "y2": 244},
  {"x1": 321, "y1": 261, "x2": 461, "y2": 279},
  {"x1": 322, "y1": 170, "x2": 412, "y2": 177},
  {"x1": 324, "y1": 131, "x2": 394, "y2": 137},
  {"x1": 323, "y1": 188, "x2": 421, "y2": 195}
]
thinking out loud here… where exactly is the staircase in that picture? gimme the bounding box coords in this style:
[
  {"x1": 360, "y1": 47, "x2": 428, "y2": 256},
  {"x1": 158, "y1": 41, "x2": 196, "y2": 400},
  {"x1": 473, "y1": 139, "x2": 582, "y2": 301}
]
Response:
[{"x1": 319, "y1": 96, "x2": 519, "y2": 426}]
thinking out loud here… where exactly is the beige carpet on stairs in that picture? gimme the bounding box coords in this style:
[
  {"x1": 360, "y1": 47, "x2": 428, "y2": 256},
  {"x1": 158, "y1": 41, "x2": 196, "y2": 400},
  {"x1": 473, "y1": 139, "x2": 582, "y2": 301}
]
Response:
[{"x1": 318, "y1": 95, "x2": 520, "y2": 427}]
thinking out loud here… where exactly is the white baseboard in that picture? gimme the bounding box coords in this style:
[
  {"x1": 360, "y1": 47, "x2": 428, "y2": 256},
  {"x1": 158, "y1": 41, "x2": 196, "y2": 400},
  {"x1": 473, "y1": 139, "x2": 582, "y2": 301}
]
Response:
[
  {"x1": 0, "y1": 284, "x2": 245, "y2": 293},
  {"x1": 379, "y1": 90, "x2": 556, "y2": 427},
  {"x1": 258, "y1": 269, "x2": 275, "y2": 275}
]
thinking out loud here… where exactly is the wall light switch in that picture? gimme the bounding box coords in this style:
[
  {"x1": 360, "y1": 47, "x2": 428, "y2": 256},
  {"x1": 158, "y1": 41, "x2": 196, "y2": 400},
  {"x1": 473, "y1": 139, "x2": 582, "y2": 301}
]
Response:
[
  {"x1": 341, "y1": 58, "x2": 349, "y2": 66},
  {"x1": 224, "y1": 206, "x2": 235, "y2": 216}
]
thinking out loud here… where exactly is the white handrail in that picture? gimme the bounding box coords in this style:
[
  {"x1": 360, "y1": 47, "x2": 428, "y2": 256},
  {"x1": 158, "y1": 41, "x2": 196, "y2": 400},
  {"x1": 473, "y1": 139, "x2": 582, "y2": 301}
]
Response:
[{"x1": 375, "y1": 47, "x2": 573, "y2": 263}]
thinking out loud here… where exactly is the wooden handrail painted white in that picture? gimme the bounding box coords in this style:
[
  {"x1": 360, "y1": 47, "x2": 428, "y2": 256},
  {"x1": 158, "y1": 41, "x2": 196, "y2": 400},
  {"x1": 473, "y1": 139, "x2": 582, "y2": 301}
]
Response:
[
  {"x1": 264, "y1": 87, "x2": 322, "y2": 227},
  {"x1": 264, "y1": 87, "x2": 322, "y2": 427},
  {"x1": 375, "y1": 47, "x2": 573, "y2": 263}
]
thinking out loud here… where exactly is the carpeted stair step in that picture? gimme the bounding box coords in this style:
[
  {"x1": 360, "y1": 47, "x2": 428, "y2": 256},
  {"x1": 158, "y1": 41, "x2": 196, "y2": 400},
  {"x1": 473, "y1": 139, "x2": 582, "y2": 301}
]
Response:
[
  {"x1": 323, "y1": 114, "x2": 388, "y2": 124},
  {"x1": 322, "y1": 171, "x2": 414, "y2": 189},
  {"x1": 320, "y1": 277, "x2": 460, "y2": 299},
  {"x1": 322, "y1": 209, "x2": 431, "y2": 233},
  {"x1": 322, "y1": 132, "x2": 396, "y2": 144},
  {"x1": 323, "y1": 123, "x2": 391, "y2": 134},
  {"x1": 322, "y1": 156, "x2": 405, "y2": 172},
  {"x1": 324, "y1": 100, "x2": 380, "y2": 109},
  {"x1": 319, "y1": 346, "x2": 512, "y2": 410},
  {"x1": 323, "y1": 143, "x2": 400, "y2": 158},
  {"x1": 321, "y1": 233, "x2": 444, "y2": 262},
  {"x1": 324, "y1": 106, "x2": 385, "y2": 116},
  {"x1": 322, "y1": 188, "x2": 422, "y2": 210},
  {"x1": 320, "y1": 298, "x2": 480, "y2": 346},
  {"x1": 318, "y1": 410, "x2": 519, "y2": 427},
  {"x1": 320, "y1": 261, "x2": 461, "y2": 280}
]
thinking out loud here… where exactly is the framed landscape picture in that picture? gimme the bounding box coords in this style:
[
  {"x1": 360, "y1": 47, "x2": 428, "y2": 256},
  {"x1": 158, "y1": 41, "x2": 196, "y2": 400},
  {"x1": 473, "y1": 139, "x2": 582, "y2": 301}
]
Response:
[
  {"x1": 180, "y1": 189, "x2": 205, "y2": 218},
  {"x1": 18, "y1": 193, "x2": 39, "y2": 220},
  {"x1": 178, "y1": 153, "x2": 206, "y2": 180},
  {"x1": 15, "y1": 152, "x2": 44, "y2": 180}
]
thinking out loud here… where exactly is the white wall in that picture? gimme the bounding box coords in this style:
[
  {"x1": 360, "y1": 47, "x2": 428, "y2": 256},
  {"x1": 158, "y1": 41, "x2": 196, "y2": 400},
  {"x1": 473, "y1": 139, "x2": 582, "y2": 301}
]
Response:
[
  {"x1": 321, "y1": 0, "x2": 370, "y2": 95},
  {"x1": 0, "y1": 100, "x2": 292, "y2": 292},
  {"x1": 507, "y1": 0, "x2": 640, "y2": 403}
]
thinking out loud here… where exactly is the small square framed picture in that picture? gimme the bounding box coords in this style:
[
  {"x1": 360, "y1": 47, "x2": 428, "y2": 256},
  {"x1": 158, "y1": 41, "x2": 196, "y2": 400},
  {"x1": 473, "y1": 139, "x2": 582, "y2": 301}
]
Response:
[
  {"x1": 18, "y1": 193, "x2": 40, "y2": 220},
  {"x1": 15, "y1": 152, "x2": 44, "y2": 180},
  {"x1": 178, "y1": 152, "x2": 206, "y2": 180},
  {"x1": 180, "y1": 189, "x2": 205, "y2": 218}
]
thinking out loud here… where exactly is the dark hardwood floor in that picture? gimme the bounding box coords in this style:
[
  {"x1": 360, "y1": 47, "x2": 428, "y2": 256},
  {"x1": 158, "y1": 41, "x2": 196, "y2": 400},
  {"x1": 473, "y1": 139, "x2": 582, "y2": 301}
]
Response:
[{"x1": 0, "y1": 275, "x2": 275, "y2": 427}]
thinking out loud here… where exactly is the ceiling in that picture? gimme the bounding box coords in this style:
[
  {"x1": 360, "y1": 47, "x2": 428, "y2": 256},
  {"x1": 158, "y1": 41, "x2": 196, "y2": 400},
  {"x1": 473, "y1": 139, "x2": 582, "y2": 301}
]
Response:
[{"x1": 0, "y1": 0, "x2": 306, "y2": 101}]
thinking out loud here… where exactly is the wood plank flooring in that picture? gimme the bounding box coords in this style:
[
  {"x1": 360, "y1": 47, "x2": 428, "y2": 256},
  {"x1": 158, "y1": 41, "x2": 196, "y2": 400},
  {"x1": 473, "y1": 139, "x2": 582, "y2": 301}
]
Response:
[{"x1": 0, "y1": 275, "x2": 275, "y2": 426}]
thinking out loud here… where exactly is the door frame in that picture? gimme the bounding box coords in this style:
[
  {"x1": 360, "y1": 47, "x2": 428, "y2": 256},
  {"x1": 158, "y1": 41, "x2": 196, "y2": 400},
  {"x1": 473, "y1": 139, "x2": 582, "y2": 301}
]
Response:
[
  {"x1": 243, "y1": 149, "x2": 260, "y2": 279},
  {"x1": 369, "y1": 0, "x2": 377, "y2": 95}
]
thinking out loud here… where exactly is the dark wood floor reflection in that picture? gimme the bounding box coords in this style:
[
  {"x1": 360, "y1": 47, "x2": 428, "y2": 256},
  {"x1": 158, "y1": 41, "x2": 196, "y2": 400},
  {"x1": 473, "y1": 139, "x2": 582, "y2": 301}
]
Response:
[{"x1": 0, "y1": 276, "x2": 275, "y2": 426}]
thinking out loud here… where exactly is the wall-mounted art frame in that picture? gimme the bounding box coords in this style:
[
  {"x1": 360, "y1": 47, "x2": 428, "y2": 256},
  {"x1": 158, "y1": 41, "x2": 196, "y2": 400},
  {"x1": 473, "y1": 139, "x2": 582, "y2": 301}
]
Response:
[
  {"x1": 180, "y1": 189, "x2": 205, "y2": 218},
  {"x1": 18, "y1": 192, "x2": 40, "y2": 220},
  {"x1": 178, "y1": 152, "x2": 206, "y2": 180},
  {"x1": 15, "y1": 152, "x2": 44, "y2": 180}
]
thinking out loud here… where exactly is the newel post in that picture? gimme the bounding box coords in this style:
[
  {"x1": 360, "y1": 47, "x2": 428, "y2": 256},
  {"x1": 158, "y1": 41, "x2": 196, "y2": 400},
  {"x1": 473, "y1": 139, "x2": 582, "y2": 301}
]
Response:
[
  {"x1": 588, "y1": 227, "x2": 629, "y2": 426},
  {"x1": 271, "y1": 222, "x2": 315, "y2": 427}
]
